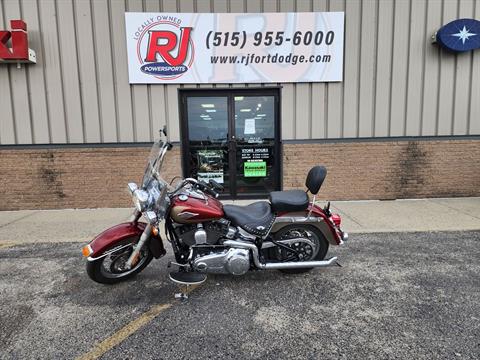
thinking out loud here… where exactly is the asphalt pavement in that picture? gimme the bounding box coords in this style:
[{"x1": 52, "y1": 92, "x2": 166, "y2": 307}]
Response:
[{"x1": 1, "y1": 231, "x2": 479, "y2": 359}]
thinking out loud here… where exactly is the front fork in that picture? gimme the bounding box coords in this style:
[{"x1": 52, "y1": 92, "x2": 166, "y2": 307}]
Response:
[{"x1": 125, "y1": 209, "x2": 150, "y2": 270}]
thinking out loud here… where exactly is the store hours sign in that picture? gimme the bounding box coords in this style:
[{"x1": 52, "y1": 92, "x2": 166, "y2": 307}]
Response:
[{"x1": 125, "y1": 12, "x2": 344, "y2": 84}]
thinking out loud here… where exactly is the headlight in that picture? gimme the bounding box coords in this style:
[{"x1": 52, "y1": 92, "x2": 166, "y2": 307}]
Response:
[{"x1": 132, "y1": 189, "x2": 150, "y2": 212}]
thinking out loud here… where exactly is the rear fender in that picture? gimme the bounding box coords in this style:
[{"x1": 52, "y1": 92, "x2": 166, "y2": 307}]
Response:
[
  {"x1": 87, "y1": 222, "x2": 165, "y2": 260},
  {"x1": 271, "y1": 205, "x2": 341, "y2": 245}
]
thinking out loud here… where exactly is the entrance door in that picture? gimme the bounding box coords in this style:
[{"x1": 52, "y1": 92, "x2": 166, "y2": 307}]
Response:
[{"x1": 180, "y1": 88, "x2": 281, "y2": 198}]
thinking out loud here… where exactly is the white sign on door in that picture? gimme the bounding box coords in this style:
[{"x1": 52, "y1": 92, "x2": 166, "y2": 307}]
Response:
[{"x1": 125, "y1": 12, "x2": 344, "y2": 84}]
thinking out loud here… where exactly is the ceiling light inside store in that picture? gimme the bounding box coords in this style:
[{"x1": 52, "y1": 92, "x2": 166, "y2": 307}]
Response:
[
  {"x1": 257, "y1": 114, "x2": 266, "y2": 117},
  {"x1": 240, "y1": 109, "x2": 251, "y2": 112},
  {"x1": 234, "y1": 97, "x2": 244, "y2": 101},
  {"x1": 201, "y1": 104, "x2": 215, "y2": 108},
  {"x1": 205, "y1": 109, "x2": 216, "y2": 112}
]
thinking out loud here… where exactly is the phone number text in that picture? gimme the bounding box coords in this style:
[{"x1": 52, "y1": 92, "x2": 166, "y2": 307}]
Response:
[{"x1": 205, "y1": 30, "x2": 335, "y2": 49}]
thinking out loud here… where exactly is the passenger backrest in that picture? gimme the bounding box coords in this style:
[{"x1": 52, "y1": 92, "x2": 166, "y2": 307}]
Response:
[{"x1": 305, "y1": 166, "x2": 327, "y2": 195}]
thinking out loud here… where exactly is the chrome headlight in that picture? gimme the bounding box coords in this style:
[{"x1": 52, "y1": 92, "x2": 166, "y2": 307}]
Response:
[{"x1": 132, "y1": 189, "x2": 150, "y2": 212}]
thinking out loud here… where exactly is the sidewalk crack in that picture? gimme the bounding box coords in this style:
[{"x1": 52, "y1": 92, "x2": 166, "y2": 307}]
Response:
[
  {"x1": 427, "y1": 199, "x2": 480, "y2": 221},
  {"x1": 0, "y1": 212, "x2": 39, "y2": 229}
]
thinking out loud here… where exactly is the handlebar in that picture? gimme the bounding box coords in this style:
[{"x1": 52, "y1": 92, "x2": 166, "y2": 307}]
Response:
[{"x1": 169, "y1": 177, "x2": 222, "y2": 199}]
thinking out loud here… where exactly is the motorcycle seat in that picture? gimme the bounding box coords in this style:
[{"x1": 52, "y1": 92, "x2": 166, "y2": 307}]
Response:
[
  {"x1": 223, "y1": 201, "x2": 275, "y2": 237},
  {"x1": 269, "y1": 190, "x2": 309, "y2": 213}
]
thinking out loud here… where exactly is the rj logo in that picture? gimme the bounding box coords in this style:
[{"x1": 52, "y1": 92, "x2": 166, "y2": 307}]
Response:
[{"x1": 144, "y1": 27, "x2": 192, "y2": 66}]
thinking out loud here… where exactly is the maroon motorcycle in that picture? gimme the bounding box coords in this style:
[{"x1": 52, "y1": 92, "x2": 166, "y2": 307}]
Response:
[{"x1": 82, "y1": 129, "x2": 348, "y2": 285}]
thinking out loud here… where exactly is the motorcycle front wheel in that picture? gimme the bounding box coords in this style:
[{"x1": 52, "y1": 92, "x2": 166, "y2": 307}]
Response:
[
  {"x1": 86, "y1": 237, "x2": 153, "y2": 284},
  {"x1": 269, "y1": 224, "x2": 329, "y2": 274}
]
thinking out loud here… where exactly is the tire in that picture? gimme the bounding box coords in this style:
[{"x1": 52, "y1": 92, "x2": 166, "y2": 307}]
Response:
[
  {"x1": 86, "y1": 237, "x2": 153, "y2": 284},
  {"x1": 269, "y1": 224, "x2": 329, "y2": 274}
]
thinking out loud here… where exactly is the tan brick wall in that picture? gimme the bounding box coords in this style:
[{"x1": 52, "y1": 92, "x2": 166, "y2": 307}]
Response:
[
  {"x1": 283, "y1": 139, "x2": 480, "y2": 200},
  {"x1": 0, "y1": 139, "x2": 478, "y2": 210},
  {"x1": 0, "y1": 146, "x2": 182, "y2": 211}
]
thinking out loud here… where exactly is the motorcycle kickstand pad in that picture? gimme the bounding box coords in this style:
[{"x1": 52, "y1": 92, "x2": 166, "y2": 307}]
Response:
[{"x1": 169, "y1": 271, "x2": 207, "y2": 300}]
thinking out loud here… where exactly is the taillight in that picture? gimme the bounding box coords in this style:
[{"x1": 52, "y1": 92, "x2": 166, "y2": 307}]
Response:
[{"x1": 330, "y1": 214, "x2": 341, "y2": 227}]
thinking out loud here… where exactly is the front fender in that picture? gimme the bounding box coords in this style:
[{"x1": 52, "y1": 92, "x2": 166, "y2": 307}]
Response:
[{"x1": 87, "y1": 222, "x2": 147, "y2": 259}]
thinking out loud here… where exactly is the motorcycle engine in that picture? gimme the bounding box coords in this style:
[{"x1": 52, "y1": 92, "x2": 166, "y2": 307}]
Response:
[
  {"x1": 192, "y1": 248, "x2": 251, "y2": 275},
  {"x1": 174, "y1": 221, "x2": 251, "y2": 275},
  {"x1": 174, "y1": 220, "x2": 232, "y2": 246}
]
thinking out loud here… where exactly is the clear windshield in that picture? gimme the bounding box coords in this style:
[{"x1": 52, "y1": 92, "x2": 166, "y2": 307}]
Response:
[{"x1": 142, "y1": 140, "x2": 164, "y2": 188}]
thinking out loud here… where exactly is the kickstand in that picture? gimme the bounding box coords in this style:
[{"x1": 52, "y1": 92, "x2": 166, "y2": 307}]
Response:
[
  {"x1": 174, "y1": 284, "x2": 191, "y2": 301},
  {"x1": 336, "y1": 261, "x2": 343, "y2": 267}
]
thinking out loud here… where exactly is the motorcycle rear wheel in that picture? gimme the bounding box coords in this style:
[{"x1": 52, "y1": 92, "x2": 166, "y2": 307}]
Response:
[
  {"x1": 86, "y1": 237, "x2": 153, "y2": 284},
  {"x1": 270, "y1": 224, "x2": 329, "y2": 274}
]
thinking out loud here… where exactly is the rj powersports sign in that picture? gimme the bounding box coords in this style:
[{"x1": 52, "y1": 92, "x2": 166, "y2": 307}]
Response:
[{"x1": 125, "y1": 12, "x2": 344, "y2": 84}]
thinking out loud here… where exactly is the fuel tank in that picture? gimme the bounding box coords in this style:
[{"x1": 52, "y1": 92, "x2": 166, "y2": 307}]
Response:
[{"x1": 170, "y1": 193, "x2": 224, "y2": 224}]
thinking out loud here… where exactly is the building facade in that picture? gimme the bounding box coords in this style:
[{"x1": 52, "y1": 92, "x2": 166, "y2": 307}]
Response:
[{"x1": 0, "y1": 0, "x2": 479, "y2": 210}]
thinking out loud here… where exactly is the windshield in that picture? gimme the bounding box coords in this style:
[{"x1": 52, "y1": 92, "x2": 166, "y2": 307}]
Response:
[{"x1": 142, "y1": 140, "x2": 164, "y2": 188}]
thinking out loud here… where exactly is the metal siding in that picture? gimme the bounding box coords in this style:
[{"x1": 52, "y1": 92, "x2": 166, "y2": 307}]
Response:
[
  {"x1": 437, "y1": 0, "x2": 458, "y2": 135},
  {"x1": 56, "y1": 0, "x2": 84, "y2": 143},
  {"x1": 21, "y1": 0, "x2": 49, "y2": 144},
  {"x1": 91, "y1": 0, "x2": 118, "y2": 142},
  {"x1": 421, "y1": 0, "x2": 442, "y2": 136},
  {"x1": 343, "y1": 0, "x2": 361, "y2": 138},
  {"x1": 75, "y1": 0, "x2": 101, "y2": 143},
  {"x1": 311, "y1": 0, "x2": 327, "y2": 139},
  {"x1": 37, "y1": 0, "x2": 68, "y2": 143},
  {"x1": 389, "y1": 0, "x2": 410, "y2": 136},
  {"x1": 327, "y1": 0, "x2": 344, "y2": 139},
  {"x1": 470, "y1": 0, "x2": 480, "y2": 135},
  {"x1": 453, "y1": 0, "x2": 475, "y2": 135},
  {"x1": 0, "y1": 0, "x2": 479, "y2": 145},
  {"x1": 374, "y1": 0, "x2": 394, "y2": 137},
  {"x1": 405, "y1": 0, "x2": 427, "y2": 136},
  {"x1": 110, "y1": 0, "x2": 134, "y2": 142},
  {"x1": 358, "y1": 0, "x2": 377, "y2": 137}
]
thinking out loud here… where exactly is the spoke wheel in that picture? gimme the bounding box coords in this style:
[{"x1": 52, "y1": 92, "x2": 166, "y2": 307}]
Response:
[
  {"x1": 270, "y1": 225, "x2": 329, "y2": 274},
  {"x1": 86, "y1": 237, "x2": 153, "y2": 284}
]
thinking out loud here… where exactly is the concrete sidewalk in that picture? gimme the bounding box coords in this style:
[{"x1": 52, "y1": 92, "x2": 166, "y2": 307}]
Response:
[{"x1": 0, "y1": 197, "x2": 479, "y2": 246}]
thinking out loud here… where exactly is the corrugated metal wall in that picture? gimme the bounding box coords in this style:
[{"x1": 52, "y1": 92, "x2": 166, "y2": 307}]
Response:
[{"x1": 0, "y1": 0, "x2": 479, "y2": 144}]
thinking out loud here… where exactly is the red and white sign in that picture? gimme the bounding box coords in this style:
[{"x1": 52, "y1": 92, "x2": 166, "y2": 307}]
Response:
[
  {"x1": 125, "y1": 12, "x2": 344, "y2": 84},
  {"x1": 0, "y1": 20, "x2": 36, "y2": 63}
]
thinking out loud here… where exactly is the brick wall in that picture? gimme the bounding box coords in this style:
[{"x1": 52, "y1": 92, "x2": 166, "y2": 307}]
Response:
[
  {"x1": 0, "y1": 139, "x2": 478, "y2": 210},
  {"x1": 0, "y1": 147, "x2": 182, "y2": 210},
  {"x1": 283, "y1": 139, "x2": 480, "y2": 200}
]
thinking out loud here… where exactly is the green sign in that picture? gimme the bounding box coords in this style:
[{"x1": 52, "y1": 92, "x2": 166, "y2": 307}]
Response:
[{"x1": 244, "y1": 161, "x2": 266, "y2": 177}]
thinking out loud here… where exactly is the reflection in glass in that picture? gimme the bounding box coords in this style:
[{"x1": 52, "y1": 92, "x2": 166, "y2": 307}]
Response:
[{"x1": 187, "y1": 97, "x2": 230, "y2": 193}]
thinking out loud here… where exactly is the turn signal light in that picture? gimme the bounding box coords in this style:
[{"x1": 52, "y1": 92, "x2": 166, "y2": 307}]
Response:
[
  {"x1": 331, "y1": 214, "x2": 341, "y2": 227},
  {"x1": 82, "y1": 244, "x2": 93, "y2": 257}
]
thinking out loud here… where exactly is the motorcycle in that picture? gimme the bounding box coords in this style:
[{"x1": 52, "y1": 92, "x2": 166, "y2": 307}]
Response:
[{"x1": 82, "y1": 128, "x2": 348, "y2": 285}]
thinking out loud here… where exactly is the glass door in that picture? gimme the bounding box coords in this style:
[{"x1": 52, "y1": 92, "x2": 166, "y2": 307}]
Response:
[
  {"x1": 180, "y1": 89, "x2": 281, "y2": 198},
  {"x1": 184, "y1": 96, "x2": 231, "y2": 195},
  {"x1": 233, "y1": 95, "x2": 278, "y2": 196}
]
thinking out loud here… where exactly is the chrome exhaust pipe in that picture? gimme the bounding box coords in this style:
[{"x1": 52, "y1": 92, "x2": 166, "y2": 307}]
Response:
[
  {"x1": 224, "y1": 240, "x2": 338, "y2": 270},
  {"x1": 262, "y1": 257, "x2": 338, "y2": 270}
]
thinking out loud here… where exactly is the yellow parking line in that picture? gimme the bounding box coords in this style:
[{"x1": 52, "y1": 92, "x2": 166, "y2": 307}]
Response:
[
  {"x1": 0, "y1": 241, "x2": 17, "y2": 249},
  {"x1": 76, "y1": 303, "x2": 172, "y2": 360},
  {"x1": 76, "y1": 284, "x2": 199, "y2": 360}
]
